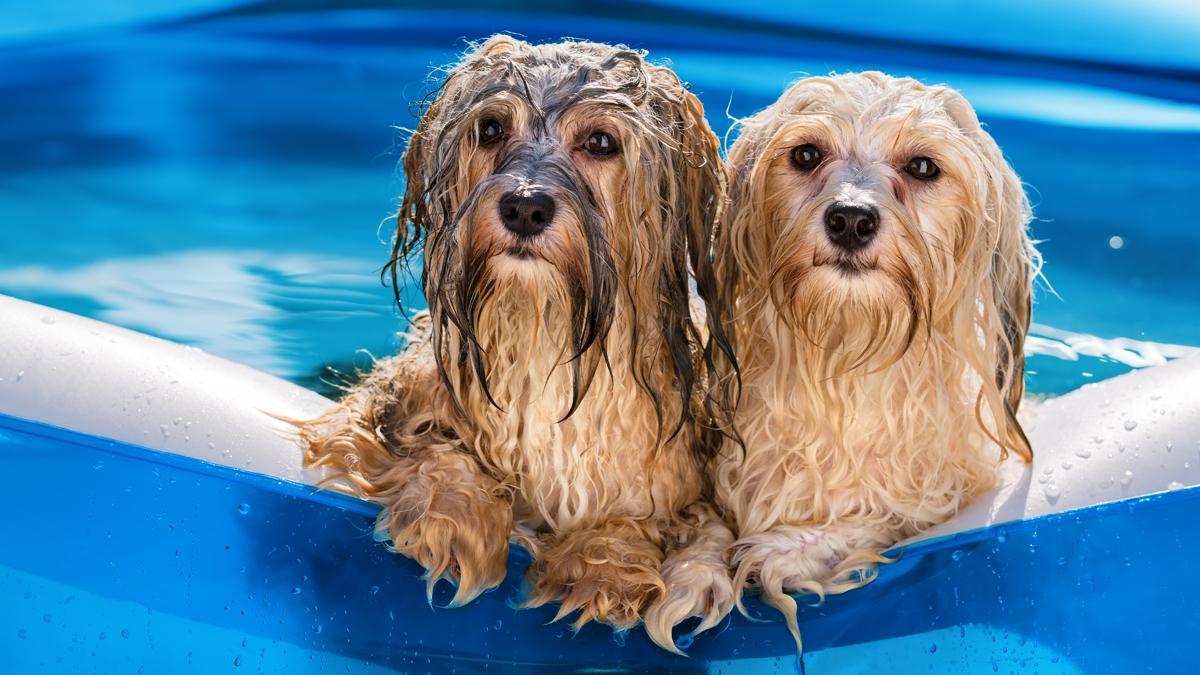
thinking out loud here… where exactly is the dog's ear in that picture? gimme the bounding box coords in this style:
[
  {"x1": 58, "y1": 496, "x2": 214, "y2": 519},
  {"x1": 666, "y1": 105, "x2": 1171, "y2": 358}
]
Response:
[
  {"x1": 940, "y1": 88, "x2": 1037, "y2": 463},
  {"x1": 390, "y1": 35, "x2": 527, "y2": 308},
  {"x1": 668, "y1": 77, "x2": 741, "y2": 434}
]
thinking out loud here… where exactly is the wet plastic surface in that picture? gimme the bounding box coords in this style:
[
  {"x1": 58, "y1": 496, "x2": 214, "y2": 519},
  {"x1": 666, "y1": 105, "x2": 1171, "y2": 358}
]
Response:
[{"x1": 3, "y1": 412, "x2": 1196, "y2": 673}]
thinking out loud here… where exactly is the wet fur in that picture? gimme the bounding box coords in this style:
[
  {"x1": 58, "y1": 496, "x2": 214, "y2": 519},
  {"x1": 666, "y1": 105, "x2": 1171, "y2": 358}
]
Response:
[
  {"x1": 296, "y1": 36, "x2": 733, "y2": 650},
  {"x1": 712, "y1": 72, "x2": 1039, "y2": 650}
]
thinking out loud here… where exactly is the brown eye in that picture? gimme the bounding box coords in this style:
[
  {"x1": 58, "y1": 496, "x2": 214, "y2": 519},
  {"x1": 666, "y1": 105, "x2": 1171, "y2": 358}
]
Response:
[
  {"x1": 790, "y1": 144, "x2": 822, "y2": 171},
  {"x1": 479, "y1": 118, "x2": 504, "y2": 145},
  {"x1": 583, "y1": 131, "x2": 618, "y2": 157},
  {"x1": 905, "y1": 156, "x2": 941, "y2": 180}
]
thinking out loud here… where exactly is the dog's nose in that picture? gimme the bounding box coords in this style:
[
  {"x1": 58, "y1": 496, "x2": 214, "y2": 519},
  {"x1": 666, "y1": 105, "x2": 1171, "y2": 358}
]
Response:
[
  {"x1": 499, "y1": 190, "x2": 556, "y2": 237},
  {"x1": 823, "y1": 204, "x2": 879, "y2": 252}
]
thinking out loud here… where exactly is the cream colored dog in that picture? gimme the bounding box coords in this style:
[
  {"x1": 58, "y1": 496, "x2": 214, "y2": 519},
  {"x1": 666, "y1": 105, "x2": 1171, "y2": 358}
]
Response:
[{"x1": 710, "y1": 71, "x2": 1039, "y2": 647}]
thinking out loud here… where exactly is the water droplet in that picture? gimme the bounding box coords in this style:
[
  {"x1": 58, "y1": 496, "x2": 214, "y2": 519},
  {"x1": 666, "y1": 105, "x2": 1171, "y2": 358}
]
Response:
[
  {"x1": 16, "y1": 371, "x2": 24, "y2": 381},
  {"x1": 1056, "y1": 556, "x2": 1068, "y2": 566},
  {"x1": 369, "y1": 585, "x2": 380, "y2": 596},
  {"x1": 1061, "y1": 460, "x2": 1073, "y2": 470},
  {"x1": 40, "y1": 316, "x2": 56, "y2": 325},
  {"x1": 92, "y1": 461, "x2": 105, "y2": 470},
  {"x1": 1123, "y1": 420, "x2": 1138, "y2": 431},
  {"x1": 17, "y1": 628, "x2": 27, "y2": 639},
  {"x1": 234, "y1": 655, "x2": 242, "y2": 667},
  {"x1": 1045, "y1": 483, "x2": 1061, "y2": 501},
  {"x1": 676, "y1": 633, "x2": 695, "y2": 650},
  {"x1": 314, "y1": 623, "x2": 323, "y2": 634},
  {"x1": 42, "y1": 614, "x2": 51, "y2": 623},
  {"x1": 1037, "y1": 474, "x2": 1050, "y2": 484},
  {"x1": 1120, "y1": 471, "x2": 1134, "y2": 487},
  {"x1": 1168, "y1": 481, "x2": 1184, "y2": 491},
  {"x1": 493, "y1": 619, "x2": 503, "y2": 630},
  {"x1": 928, "y1": 643, "x2": 938, "y2": 653},
  {"x1": 121, "y1": 628, "x2": 130, "y2": 638},
  {"x1": 291, "y1": 587, "x2": 302, "y2": 595},
  {"x1": 996, "y1": 529, "x2": 1007, "y2": 544},
  {"x1": 1108, "y1": 236, "x2": 1124, "y2": 249},
  {"x1": 1075, "y1": 449, "x2": 1091, "y2": 459},
  {"x1": 237, "y1": 503, "x2": 251, "y2": 515},
  {"x1": 951, "y1": 549, "x2": 964, "y2": 561}
]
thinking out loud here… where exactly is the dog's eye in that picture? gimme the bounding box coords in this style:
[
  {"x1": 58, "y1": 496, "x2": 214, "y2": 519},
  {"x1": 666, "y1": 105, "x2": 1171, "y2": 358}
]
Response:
[
  {"x1": 479, "y1": 119, "x2": 504, "y2": 146},
  {"x1": 583, "y1": 131, "x2": 619, "y2": 157},
  {"x1": 790, "y1": 144, "x2": 822, "y2": 171},
  {"x1": 904, "y1": 156, "x2": 941, "y2": 181}
]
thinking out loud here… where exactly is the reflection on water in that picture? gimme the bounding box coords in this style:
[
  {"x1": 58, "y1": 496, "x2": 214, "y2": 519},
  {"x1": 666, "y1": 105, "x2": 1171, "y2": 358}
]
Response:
[{"x1": 1, "y1": 7, "x2": 1198, "y2": 394}]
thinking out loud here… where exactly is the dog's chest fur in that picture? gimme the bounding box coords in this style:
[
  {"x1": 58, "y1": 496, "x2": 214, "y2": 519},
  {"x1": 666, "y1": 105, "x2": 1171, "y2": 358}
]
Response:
[
  {"x1": 443, "y1": 291, "x2": 696, "y2": 532},
  {"x1": 723, "y1": 323, "x2": 1001, "y2": 541}
]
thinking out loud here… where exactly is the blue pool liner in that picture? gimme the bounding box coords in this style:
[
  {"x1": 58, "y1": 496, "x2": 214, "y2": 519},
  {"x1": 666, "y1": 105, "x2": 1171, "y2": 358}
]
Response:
[{"x1": 1, "y1": 412, "x2": 1195, "y2": 673}]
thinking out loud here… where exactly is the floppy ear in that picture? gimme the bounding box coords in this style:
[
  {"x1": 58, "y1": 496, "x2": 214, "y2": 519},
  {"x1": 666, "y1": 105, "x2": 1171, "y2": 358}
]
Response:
[
  {"x1": 941, "y1": 89, "x2": 1037, "y2": 462},
  {"x1": 389, "y1": 34, "x2": 526, "y2": 309},
  {"x1": 667, "y1": 78, "x2": 740, "y2": 424},
  {"x1": 984, "y1": 136, "x2": 1036, "y2": 463}
]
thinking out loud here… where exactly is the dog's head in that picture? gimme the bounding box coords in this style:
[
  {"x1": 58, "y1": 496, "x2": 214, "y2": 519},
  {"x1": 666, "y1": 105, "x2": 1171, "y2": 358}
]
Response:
[
  {"x1": 724, "y1": 72, "x2": 1036, "y2": 460},
  {"x1": 389, "y1": 35, "x2": 724, "y2": 429}
]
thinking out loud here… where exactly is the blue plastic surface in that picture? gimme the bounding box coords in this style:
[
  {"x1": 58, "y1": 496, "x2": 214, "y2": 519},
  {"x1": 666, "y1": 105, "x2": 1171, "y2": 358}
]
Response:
[{"x1": 2, "y1": 412, "x2": 1197, "y2": 673}]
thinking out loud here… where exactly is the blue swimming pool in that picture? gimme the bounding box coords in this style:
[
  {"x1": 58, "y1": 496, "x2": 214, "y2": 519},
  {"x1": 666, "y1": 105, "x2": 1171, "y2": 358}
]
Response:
[
  {"x1": 1, "y1": 4, "x2": 1197, "y2": 397},
  {"x1": 3, "y1": 4, "x2": 1200, "y2": 673}
]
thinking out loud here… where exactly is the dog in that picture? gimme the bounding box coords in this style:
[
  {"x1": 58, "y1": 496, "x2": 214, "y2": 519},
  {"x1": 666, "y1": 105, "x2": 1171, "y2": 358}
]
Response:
[
  {"x1": 295, "y1": 35, "x2": 735, "y2": 649},
  {"x1": 710, "y1": 71, "x2": 1039, "y2": 647}
]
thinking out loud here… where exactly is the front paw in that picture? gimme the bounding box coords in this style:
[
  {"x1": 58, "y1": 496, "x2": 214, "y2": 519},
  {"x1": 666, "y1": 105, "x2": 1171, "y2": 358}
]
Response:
[
  {"x1": 730, "y1": 526, "x2": 843, "y2": 602},
  {"x1": 380, "y1": 482, "x2": 512, "y2": 607},
  {"x1": 643, "y1": 557, "x2": 735, "y2": 653},
  {"x1": 523, "y1": 522, "x2": 665, "y2": 632}
]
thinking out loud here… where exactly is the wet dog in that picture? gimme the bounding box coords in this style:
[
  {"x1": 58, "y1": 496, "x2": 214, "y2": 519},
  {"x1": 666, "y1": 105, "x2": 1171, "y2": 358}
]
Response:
[
  {"x1": 711, "y1": 71, "x2": 1039, "y2": 647},
  {"x1": 296, "y1": 36, "x2": 734, "y2": 648}
]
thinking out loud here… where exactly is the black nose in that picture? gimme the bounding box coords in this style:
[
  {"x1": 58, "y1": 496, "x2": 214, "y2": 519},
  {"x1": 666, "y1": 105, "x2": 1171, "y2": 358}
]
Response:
[
  {"x1": 499, "y1": 190, "x2": 556, "y2": 237},
  {"x1": 823, "y1": 204, "x2": 879, "y2": 252}
]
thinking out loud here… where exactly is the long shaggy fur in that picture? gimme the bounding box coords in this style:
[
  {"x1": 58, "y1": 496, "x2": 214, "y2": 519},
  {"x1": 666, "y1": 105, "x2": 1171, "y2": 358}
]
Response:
[
  {"x1": 296, "y1": 35, "x2": 733, "y2": 650},
  {"x1": 712, "y1": 72, "x2": 1040, "y2": 650}
]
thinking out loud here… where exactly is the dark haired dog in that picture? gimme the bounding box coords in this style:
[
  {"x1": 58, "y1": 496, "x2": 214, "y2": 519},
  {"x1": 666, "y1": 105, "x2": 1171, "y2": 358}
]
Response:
[{"x1": 297, "y1": 35, "x2": 734, "y2": 649}]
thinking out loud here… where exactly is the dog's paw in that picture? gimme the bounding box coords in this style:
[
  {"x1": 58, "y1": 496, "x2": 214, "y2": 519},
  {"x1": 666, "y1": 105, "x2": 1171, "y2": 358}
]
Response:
[
  {"x1": 643, "y1": 556, "x2": 735, "y2": 653},
  {"x1": 380, "y1": 481, "x2": 512, "y2": 608},
  {"x1": 523, "y1": 522, "x2": 665, "y2": 632},
  {"x1": 730, "y1": 526, "x2": 844, "y2": 601}
]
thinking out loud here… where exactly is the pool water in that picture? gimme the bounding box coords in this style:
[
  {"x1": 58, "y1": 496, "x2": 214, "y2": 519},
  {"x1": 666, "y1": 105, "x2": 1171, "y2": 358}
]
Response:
[{"x1": 2, "y1": 6, "x2": 1198, "y2": 397}]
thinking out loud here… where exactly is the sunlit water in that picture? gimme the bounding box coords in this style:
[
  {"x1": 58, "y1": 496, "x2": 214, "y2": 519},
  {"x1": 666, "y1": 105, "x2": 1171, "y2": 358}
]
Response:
[{"x1": 2, "y1": 8, "x2": 1198, "y2": 396}]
